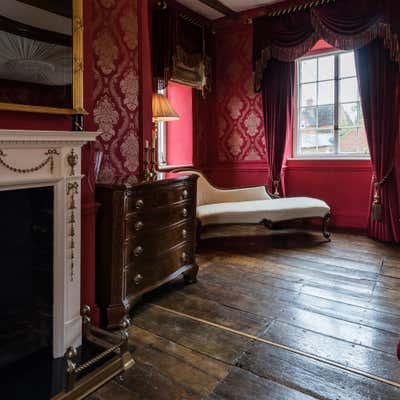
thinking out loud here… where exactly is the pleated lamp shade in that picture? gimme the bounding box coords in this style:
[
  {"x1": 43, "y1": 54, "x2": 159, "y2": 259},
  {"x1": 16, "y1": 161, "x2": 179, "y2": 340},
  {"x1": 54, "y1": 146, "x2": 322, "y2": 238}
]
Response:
[{"x1": 152, "y1": 93, "x2": 180, "y2": 122}]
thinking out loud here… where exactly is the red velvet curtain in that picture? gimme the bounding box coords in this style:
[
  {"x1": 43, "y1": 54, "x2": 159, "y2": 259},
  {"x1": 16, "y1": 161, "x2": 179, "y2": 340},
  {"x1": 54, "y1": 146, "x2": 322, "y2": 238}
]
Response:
[
  {"x1": 261, "y1": 60, "x2": 295, "y2": 195},
  {"x1": 354, "y1": 39, "x2": 400, "y2": 242},
  {"x1": 253, "y1": 0, "x2": 400, "y2": 241}
]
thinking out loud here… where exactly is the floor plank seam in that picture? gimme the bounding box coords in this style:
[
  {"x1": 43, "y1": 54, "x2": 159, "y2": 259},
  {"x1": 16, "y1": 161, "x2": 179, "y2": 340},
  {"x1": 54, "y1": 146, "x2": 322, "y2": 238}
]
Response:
[
  {"x1": 173, "y1": 288, "x2": 400, "y2": 346},
  {"x1": 233, "y1": 361, "x2": 327, "y2": 400},
  {"x1": 370, "y1": 258, "x2": 385, "y2": 300},
  {"x1": 200, "y1": 273, "x2": 400, "y2": 319},
  {"x1": 150, "y1": 304, "x2": 400, "y2": 390},
  {"x1": 130, "y1": 319, "x2": 248, "y2": 369}
]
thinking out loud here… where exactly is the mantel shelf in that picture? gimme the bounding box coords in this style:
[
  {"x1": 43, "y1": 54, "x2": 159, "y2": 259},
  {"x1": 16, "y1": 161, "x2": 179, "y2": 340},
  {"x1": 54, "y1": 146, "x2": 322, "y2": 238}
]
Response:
[{"x1": 0, "y1": 129, "x2": 99, "y2": 145}]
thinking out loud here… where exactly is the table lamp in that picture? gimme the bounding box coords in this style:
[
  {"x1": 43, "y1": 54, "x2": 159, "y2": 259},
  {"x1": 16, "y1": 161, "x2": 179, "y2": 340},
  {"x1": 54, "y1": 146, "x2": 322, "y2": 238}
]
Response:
[{"x1": 148, "y1": 93, "x2": 180, "y2": 176}]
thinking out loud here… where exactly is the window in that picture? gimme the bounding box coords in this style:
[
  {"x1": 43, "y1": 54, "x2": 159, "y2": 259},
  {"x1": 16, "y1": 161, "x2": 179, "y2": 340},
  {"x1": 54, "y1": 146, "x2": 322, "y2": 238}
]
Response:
[
  {"x1": 157, "y1": 82, "x2": 193, "y2": 167},
  {"x1": 295, "y1": 50, "x2": 369, "y2": 157}
]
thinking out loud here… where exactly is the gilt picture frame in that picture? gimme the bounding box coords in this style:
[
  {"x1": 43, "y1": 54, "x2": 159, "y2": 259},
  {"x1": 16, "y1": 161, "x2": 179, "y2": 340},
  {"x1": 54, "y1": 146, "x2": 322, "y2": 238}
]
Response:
[{"x1": 0, "y1": 0, "x2": 86, "y2": 115}]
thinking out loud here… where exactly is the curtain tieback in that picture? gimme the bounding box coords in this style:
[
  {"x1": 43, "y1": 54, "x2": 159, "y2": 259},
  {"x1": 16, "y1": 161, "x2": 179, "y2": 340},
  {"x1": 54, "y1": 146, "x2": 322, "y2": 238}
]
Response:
[{"x1": 371, "y1": 167, "x2": 393, "y2": 222}]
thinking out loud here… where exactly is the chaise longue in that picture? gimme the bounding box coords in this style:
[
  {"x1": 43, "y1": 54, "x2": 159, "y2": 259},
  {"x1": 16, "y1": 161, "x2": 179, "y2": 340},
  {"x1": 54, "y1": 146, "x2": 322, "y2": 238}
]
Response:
[{"x1": 172, "y1": 169, "x2": 332, "y2": 241}]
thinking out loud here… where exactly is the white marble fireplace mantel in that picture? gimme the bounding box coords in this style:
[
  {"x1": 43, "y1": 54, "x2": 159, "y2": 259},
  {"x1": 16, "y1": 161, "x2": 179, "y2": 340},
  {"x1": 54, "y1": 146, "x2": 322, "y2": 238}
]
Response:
[{"x1": 0, "y1": 129, "x2": 98, "y2": 358}]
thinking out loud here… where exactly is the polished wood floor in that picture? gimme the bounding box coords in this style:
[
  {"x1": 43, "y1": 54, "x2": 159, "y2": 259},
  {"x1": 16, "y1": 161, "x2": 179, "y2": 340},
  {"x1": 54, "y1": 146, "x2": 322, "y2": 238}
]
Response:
[{"x1": 90, "y1": 226, "x2": 400, "y2": 400}]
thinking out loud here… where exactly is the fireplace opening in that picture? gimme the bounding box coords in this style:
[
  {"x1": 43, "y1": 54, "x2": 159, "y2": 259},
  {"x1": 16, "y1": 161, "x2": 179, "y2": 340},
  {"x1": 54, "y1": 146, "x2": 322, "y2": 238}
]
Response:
[{"x1": 0, "y1": 186, "x2": 54, "y2": 369}]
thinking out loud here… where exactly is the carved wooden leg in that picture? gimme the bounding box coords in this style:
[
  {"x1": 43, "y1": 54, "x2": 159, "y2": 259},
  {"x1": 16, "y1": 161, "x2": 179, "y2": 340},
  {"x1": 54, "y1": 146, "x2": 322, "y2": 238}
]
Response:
[
  {"x1": 183, "y1": 263, "x2": 199, "y2": 284},
  {"x1": 105, "y1": 303, "x2": 128, "y2": 330},
  {"x1": 262, "y1": 219, "x2": 273, "y2": 229},
  {"x1": 322, "y1": 213, "x2": 332, "y2": 242}
]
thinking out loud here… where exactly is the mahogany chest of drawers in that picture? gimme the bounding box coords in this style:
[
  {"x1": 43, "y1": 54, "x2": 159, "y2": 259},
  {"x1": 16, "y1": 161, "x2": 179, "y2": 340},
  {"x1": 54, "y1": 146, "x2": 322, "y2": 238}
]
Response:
[{"x1": 95, "y1": 173, "x2": 198, "y2": 328}]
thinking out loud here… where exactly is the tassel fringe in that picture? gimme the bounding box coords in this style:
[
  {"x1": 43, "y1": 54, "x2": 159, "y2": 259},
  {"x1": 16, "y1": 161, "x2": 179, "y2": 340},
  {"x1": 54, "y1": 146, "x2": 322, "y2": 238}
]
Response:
[{"x1": 371, "y1": 202, "x2": 382, "y2": 222}]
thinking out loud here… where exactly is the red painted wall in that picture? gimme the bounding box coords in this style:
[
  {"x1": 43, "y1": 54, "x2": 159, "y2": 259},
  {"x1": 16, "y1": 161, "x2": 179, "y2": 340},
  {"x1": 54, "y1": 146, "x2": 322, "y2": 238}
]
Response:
[
  {"x1": 167, "y1": 82, "x2": 193, "y2": 166},
  {"x1": 284, "y1": 160, "x2": 372, "y2": 229}
]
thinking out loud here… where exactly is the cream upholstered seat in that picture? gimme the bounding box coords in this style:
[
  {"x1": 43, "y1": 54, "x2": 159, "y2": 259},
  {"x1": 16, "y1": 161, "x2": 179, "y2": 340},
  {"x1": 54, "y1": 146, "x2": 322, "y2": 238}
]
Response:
[
  {"x1": 197, "y1": 198, "x2": 330, "y2": 226},
  {"x1": 173, "y1": 169, "x2": 331, "y2": 240}
]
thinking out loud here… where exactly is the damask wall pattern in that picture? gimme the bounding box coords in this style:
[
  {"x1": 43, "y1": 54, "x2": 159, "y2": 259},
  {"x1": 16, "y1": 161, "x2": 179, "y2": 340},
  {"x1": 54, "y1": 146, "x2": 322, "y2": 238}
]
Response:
[
  {"x1": 214, "y1": 23, "x2": 267, "y2": 162},
  {"x1": 93, "y1": 0, "x2": 140, "y2": 179}
]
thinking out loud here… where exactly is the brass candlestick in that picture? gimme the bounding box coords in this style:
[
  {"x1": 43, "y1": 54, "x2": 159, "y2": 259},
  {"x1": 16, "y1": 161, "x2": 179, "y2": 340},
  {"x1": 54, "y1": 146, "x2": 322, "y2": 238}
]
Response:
[
  {"x1": 150, "y1": 145, "x2": 157, "y2": 179},
  {"x1": 143, "y1": 143, "x2": 151, "y2": 181}
]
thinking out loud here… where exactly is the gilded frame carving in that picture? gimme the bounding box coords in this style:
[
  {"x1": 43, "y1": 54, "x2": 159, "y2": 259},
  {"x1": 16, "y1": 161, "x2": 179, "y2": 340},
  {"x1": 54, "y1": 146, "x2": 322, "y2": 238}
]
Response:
[{"x1": 0, "y1": 0, "x2": 86, "y2": 115}]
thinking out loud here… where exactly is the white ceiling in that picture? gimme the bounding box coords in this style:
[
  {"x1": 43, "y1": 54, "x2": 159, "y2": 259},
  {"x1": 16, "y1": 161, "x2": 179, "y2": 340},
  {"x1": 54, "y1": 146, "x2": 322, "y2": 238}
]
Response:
[{"x1": 176, "y1": 0, "x2": 284, "y2": 20}]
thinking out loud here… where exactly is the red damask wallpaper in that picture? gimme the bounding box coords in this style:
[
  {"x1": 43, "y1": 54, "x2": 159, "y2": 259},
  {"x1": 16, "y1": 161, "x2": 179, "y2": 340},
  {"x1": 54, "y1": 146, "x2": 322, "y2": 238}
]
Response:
[
  {"x1": 93, "y1": 0, "x2": 140, "y2": 179},
  {"x1": 214, "y1": 22, "x2": 267, "y2": 162}
]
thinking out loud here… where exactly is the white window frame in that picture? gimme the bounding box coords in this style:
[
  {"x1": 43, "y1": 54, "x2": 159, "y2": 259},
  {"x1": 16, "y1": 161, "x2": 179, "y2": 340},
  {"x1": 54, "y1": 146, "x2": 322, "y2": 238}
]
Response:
[{"x1": 293, "y1": 49, "x2": 370, "y2": 160}]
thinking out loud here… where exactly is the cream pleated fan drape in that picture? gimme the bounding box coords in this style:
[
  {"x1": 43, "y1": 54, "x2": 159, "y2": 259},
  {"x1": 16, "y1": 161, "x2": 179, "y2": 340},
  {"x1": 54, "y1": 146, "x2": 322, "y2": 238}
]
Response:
[{"x1": 0, "y1": 30, "x2": 72, "y2": 86}]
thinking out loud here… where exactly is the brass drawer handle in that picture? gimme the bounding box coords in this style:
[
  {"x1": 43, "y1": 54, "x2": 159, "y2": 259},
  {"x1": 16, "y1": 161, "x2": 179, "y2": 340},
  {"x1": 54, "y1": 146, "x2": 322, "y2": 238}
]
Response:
[
  {"x1": 181, "y1": 189, "x2": 189, "y2": 200},
  {"x1": 135, "y1": 199, "x2": 144, "y2": 209},
  {"x1": 134, "y1": 274, "x2": 143, "y2": 285},
  {"x1": 135, "y1": 221, "x2": 144, "y2": 231},
  {"x1": 133, "y1": 246, "x2": 143, "y2": 256},
  {"x1": 182, "y1": 208, "x2": 188, "y2": 217},
  {"x1": 182, "y1": 229, "x2": 187, "y2": 239},
  {"x1": 181, "y1": 252, "x2": 188, "y2": 263}
]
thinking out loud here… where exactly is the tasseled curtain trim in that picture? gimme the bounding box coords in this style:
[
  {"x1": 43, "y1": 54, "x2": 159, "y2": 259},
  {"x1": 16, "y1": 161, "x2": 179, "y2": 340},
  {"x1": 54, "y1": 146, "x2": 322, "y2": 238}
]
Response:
[{"x1": 254, "y1": 10, "x2": 400, "y2": 92}]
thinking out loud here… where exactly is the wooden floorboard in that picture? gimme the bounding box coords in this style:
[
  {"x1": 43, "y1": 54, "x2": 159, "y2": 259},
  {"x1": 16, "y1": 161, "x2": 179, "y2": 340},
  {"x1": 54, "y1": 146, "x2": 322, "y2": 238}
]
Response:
[{"x1": 90, "y1": 227, "x2": 400, "y2": 399}]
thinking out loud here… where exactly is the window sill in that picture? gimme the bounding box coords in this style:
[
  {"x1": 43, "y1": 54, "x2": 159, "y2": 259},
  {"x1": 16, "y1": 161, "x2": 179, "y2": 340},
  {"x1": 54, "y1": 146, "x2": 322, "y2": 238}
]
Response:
[
  {"x1": 288, "y1": 157, "x2": 370, "y2": 161},
  {"x1": 158, "y1": 164, "x2": 194, "y2": 172}
]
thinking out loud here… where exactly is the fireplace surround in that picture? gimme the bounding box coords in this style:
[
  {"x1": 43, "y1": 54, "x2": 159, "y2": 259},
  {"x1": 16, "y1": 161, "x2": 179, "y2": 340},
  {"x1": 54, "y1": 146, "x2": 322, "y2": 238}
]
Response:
[{"x1": 0, "y1": 129, "x2": 97, "y2": 358}]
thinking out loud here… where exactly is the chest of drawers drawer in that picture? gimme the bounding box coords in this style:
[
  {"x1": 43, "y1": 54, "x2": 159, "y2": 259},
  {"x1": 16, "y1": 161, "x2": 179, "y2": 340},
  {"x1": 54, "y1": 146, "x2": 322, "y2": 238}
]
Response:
[
  {"x1": 124, "y1": 200, "x2": 195, "y2": 237},
  {"x1": 123, "y1": 220, "x2": 194, "y2": 265},
  {"x1": 125, "y1": 181, "x2": 195, "y2": 213},
  {"x1": 125, "y1": 242, "x2": 194, "y2": 295}
]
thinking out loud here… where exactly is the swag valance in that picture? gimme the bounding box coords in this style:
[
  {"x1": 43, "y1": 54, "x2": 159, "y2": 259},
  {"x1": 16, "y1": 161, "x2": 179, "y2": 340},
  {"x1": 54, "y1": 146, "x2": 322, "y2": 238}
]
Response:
[
  {"x1": 152, "y1": 3, "x2": 212, "y2": 95},
  {"x1": 253, "y1": 0, "x2": 400, "y2": 91}
]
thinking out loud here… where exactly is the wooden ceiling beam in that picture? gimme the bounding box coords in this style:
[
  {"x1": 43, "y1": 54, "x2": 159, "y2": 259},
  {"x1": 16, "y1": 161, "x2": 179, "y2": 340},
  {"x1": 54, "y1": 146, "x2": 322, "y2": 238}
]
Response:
[{"x1": 196, "y1": 0, "x2": 237, "y2": 17}]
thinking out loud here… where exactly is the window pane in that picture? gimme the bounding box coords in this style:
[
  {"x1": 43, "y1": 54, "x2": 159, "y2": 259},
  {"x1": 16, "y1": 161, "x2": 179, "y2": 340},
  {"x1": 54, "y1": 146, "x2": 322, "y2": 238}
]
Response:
[
  {"x1": 318, "y1": 105, "x2": 334, "y2": 128},
  {"x1": 339, "y1": 126, "x2": 369, "y2": 154},
  {"x1": 301, "y1": 83, "x2": 317, "y2": 106},
  {"x1": 357, "y1": 126, "x2": 370, "y2": 154},
  {"x1": 339, "y1": 102, "x2": 360, "y2": 127},
  {"x1": 300, "y1": 59, "x2": 317, "y2": 83},
  {"x1": 300, "y1": 129, "x2": 318, "y2": 154},
  {"x1": 299, "y1": 129, "x2": 334, "y2": 154},
  {"x1": 300, "y1": 107, "x2": 316, "y2": 128},
  {"x1": 339, "y1": 127, "x2": 358, "y2": 153},
  {"x1": 317, "y1": 129, "x2": 334, "y2": 153},
  {"x1": 318, "y1": 81, "x2": 334, "y2": 105},
  {"x1": 340, "y1": 52, "x2": 356, "y2": 78},
  {"x1": 318, "y1": 56, "x2": 334, "y2": 80},
  {"x1": 339, "y1": 77, "x2": 359, "y2": 103}
]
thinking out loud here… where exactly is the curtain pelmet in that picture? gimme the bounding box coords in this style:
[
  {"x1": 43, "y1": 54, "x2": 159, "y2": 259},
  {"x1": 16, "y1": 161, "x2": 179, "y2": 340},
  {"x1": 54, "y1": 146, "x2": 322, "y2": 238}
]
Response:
[{"x1": 253, "y1": 0, "x2": 400, "y2": 92}]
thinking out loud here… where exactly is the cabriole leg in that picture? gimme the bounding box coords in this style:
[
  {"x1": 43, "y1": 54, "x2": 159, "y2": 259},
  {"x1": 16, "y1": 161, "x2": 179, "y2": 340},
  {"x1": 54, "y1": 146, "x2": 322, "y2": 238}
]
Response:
[{"x1": 322, "y1": 214, "x2": 332, "y2": 242}]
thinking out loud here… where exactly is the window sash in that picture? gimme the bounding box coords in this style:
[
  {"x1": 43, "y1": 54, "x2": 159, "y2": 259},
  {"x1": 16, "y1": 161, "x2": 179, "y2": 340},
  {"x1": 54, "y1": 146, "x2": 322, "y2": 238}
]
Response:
[{"x1": 295, "y1": 50, "x2": 369, "y2": 158}]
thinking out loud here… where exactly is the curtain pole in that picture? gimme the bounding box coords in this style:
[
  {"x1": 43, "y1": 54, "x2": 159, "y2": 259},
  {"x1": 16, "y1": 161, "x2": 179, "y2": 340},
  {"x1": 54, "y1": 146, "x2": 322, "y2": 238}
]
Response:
[{"x1": 245, "y1": 0, "x2": 336, "y2": 24}]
